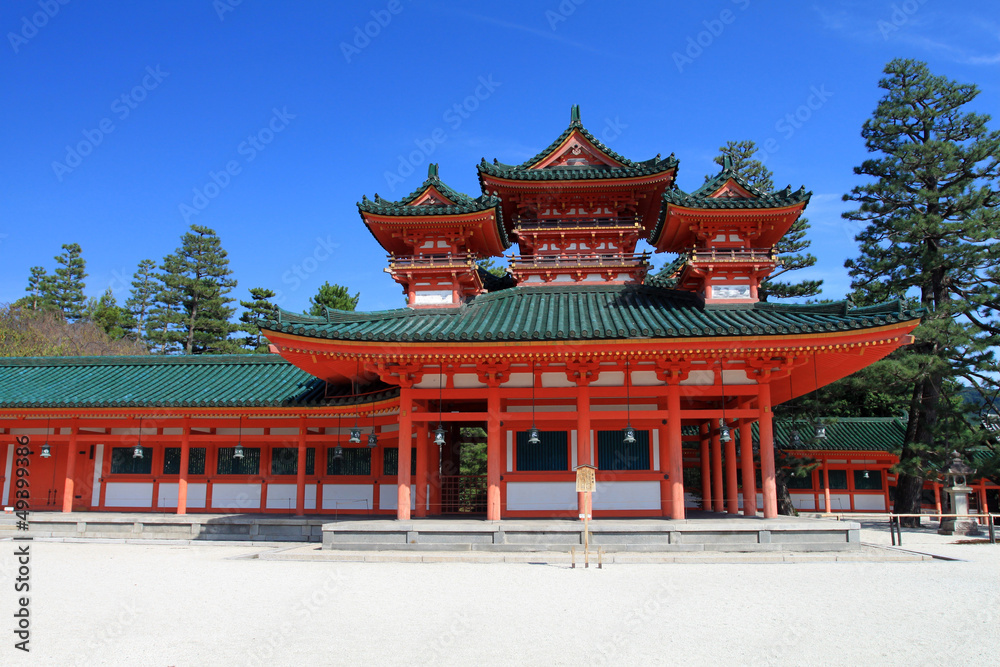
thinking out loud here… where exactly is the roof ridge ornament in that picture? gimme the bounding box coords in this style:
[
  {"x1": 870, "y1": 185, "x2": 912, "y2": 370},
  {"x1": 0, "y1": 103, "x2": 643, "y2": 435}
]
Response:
[
  {"x1": 722, "y1": 154, "x2": 733, "y2": 171},
  {"x1": 428, "y1": 163, "x2": 439, "y2": 179},
  {"x1": 570, "y1": 104, "x2": 581, "y2": 124}
]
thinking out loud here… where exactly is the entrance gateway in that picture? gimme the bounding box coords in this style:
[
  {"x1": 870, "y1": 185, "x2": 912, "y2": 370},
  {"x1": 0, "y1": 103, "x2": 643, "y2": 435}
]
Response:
[{"x1": 0, "y1": 107, "x2": 922, "y2": 524}]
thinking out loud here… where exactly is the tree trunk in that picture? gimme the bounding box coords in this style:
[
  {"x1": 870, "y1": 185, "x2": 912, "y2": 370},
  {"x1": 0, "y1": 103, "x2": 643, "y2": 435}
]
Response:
[
  {"x1": 893, "y1": 473, "x2": 925, "y2": 527},
  {"x1": 775, "y1": 469, "x2": 796, "y2": 516}
]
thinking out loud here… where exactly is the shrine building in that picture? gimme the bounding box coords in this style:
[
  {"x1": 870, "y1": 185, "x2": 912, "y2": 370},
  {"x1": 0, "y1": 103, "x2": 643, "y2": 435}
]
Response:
[{"x1": 0, "y1": 107, "x2": 931, "y2": 522}]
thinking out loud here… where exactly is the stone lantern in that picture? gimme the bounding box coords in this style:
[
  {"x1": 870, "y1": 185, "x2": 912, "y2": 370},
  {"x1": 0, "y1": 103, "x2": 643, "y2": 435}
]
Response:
[{"x1": 938, "y1": 451, "x2": 981, "y2": 536}]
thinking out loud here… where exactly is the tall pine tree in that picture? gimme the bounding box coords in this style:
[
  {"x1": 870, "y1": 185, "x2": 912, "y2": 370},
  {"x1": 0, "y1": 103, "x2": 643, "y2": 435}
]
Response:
[
  {"x1": 239, "y1": 287, "x2": 278, "y2": 353},
  {"x1": 707, "y1": 140, "x2": 822, "y2": 300},
  {"x1": 153, "y1": 225, "x2": 239, "y2": 354},
  {"x1": 50, "y1": 243, "x2": 87, "y2": 320},
  {"x1": 24, "y1": 266, "x2": 54, "y2": 311},
  {"x1": 125, "y1": 259, "x2": 159, "y2": 343},
  {"x1": 843, "y1": 59, "x2": 1000, "y2": 524}
]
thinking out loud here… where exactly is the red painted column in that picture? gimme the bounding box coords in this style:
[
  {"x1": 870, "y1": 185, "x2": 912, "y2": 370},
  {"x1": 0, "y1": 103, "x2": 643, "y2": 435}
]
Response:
[
  {"x1": 933, "y1": 482, "x2": 942, "y2": 517},
  {"x1": 295, "y1": 416, "x2": 307, "y2": 516},
  {"x1": 739, "y1": 419, "x2": 756, "y2": 516},
  {"x1": 823, "y1": 461, "x2": 832, "y2": 514},
  {"x1": 177, "y1": 416, "x2": 190, "y2": 515},
  {"x1": 576, "y1": 383, "x2": 592, "y2": 519},
  {"x1": 666, "y1": 382, "x2": 685, "y2": 520},
  {"x1": 486, "y1": 381, "x2": 502, "y2": 521},
  {"x1": 61, "y1": 421, "x2": 78, "y2": 513},
  {"x1": 724, "y1": 419, "x2": 739, "y2": 515},
  {"x1": 758, "y1": 383, "x2": 778, "y2": 518},
  {"x1": 414, "y1": 420, "x2": 428, "y2": 518},
  {"x1": 700, "y1": 422, "x2": 711, "y2": 511},
  {"x1": 397, "y1": 387, "x2": 413, "y2": 520},
  {"x1": 711, "y1": 423, "x2": 724, "y2": 512}
]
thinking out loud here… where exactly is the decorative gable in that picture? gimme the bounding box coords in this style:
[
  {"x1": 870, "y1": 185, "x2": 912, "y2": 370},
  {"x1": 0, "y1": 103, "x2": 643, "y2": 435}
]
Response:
[{"x1": 534, "y1": 131, "x2": 622, "y2": 169}]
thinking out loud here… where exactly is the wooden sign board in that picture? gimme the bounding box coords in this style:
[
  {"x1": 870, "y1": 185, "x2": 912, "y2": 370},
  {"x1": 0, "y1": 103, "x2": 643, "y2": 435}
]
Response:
[{"x1": 575, "y1": 465, "x2": 596, "y2": 493}]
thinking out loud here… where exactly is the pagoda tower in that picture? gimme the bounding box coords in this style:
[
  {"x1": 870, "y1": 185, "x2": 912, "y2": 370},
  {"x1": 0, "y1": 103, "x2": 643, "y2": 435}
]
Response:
[
  {"x1": 478, "y1": 105, "x2": 677, "y2": 286},
  {"x1": 358, "y1": 164, "x2": 510, "y2": 307},
  {"x1": 648, "y1": 156, "x2": 810, "y2": 303}
]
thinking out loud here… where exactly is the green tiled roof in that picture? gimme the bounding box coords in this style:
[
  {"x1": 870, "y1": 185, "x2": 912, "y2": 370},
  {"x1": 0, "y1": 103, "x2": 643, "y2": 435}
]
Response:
[
  {"x1": 753, "y1": 418, "x2": 908, "y2": 451},
  {"x1": 358, "y1": 165, "x2": 511, "y2": 250},
  {"x1": 261, "y1": 285, "x2": 921, "y2": 343},
  {"x1": 644, "y1": 256, "x2": 686, "y2": 289},
  {"x1": 0, "y1": 355, "x2": 396, "y2": 409},
  {"x1": 477, "y1": 106, "x2": 677, "y2": 181}
]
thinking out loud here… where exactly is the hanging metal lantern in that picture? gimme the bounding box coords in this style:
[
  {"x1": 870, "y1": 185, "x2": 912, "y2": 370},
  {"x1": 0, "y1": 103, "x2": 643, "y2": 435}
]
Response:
[
  {"x1": 623, "y1": 425, "x2": 637, "y2": 444},
  {"x1": 132, "y1": 443, "x2": 144, "y2": 459},
  {"x1": 367, "y1": 433, "x2": 378, "y2": 448},
  {"x1": 434, "y1": 425, "x2": 447, "y2": 447},
  {"x1": 719, "y1": 417, "x2": 731, "y2": 443},
  {"x1": 333, "y1": 444, "x2": 343, "y2": 460},
  {"x1": 815, "y1": 422, "x2": 827, "y2": 440},
  {"x1": 527, "y1": 426, "x2": 541, "y2": 445},
  {"x1": 41, "y1": 442, "x2": 51, "y2": 458},
  {"x1": 233, "y1": 442, "x2": 245, "y2": 459},
  {"x1": 349, "y1": 426, "x2": 362, "y2": 444},
  {"x1": 790, "y1": 428, "x2": 802, "y2": 448},
  {"x1": 863, "y1": 469, "x2": 870, "y2": 479}
]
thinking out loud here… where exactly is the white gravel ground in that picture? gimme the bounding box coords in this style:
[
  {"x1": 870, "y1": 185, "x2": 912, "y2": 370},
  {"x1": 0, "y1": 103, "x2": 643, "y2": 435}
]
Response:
[{"x1": 1, "y1": 522, "x2": 998, "y2": 666}]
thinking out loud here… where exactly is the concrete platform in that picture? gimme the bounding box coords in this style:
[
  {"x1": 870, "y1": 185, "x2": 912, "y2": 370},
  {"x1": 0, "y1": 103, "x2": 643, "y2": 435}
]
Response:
[{"x1": 322, "y1": 513, "x2": 861, "y2": 553}]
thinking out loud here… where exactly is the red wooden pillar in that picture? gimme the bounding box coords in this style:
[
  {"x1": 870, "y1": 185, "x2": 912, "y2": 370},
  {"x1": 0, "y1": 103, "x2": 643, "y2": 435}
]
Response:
[
  {"x1": 177, "y1": 416, "x2": 191, "y2": 515},
  {"x1": 700, "y1": 422, "x2": 711, "y2": 511},
  {"x1": 414, "y1": 420, "x2": 428, "y2": 518},
  {"x1": 724, "y1": 418, "x2": 739, "y2": 515},
  {"x1": 711, "y1": 423, "x2": 724, "y2": 512},
  {"x1": 576, "y1": 383, "x2": 592, "y2": 519},
  {"x1": 397, "y1": 387, "x2": 413, "y2": 520},
  {"x1": 295, "y1": 416, "x2": 307, "y2": 516},
  {"x1": 666, "y1": 382, "x2": 685, "y2": 520},
  {"x1": 933, "y1": 482, "x2": 942, "y2": 517},
  {"x1": 823, "y1": 460, "x2": 832, "y2": 514},
  {"x1": 486, "y1": 381, "x2": 502, "y2": 521},
  {"x1": 61, "y1": 420, "x2": 78, "y2": 513},
  {"x1": 758, "y1": 383, "x2": 778, "y2": 518},
  {"x1": 739, "y1": 419, "x2": 756, "y2": 516}
]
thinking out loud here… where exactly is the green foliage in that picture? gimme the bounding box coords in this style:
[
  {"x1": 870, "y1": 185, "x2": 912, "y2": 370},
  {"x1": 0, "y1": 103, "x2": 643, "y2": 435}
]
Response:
[
  {"x1": 476, "y1": 258, "x2": 508, "y2": 278},
  {"x1": 708, "y1": 141, "x2": 821, "y2": 301},
  {"x1": 307, "y1": 281, "x2": 359, "y2": 316},
  {"x1": 125, "y1": 259, "x2": 159, "y2": 342},
  {"x1": 148, "y1": 225, "x2": 239, "y2": 354},
  {"x1": 24, "y1": 266, "x2": 55, "y2": 312},
  {"x1": 842, "y1": 59, "x2": 1000, "y2": 519},
  {"x1": 84, "y1": 288, "x2": 135, "y2": 340},
  {"x1": 50, "y1": 243, "x2": 88, "y2": 320},
  {"x1": 239, "y1": 287, "x2": 279, "y2": 353},
  {"x1": 0, "y1": 303, "x2": 146, "y2": 357}
]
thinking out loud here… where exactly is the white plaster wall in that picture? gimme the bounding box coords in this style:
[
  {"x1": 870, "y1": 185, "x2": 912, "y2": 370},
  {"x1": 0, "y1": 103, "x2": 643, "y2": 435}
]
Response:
[
  {"x1": 378, "y1": 483, "x2": 416, "y2": 511},
  {"x1": 854, "y1": 495, "x2": 886, "y2": 511},
  {"x1": 592, "y1": 481, "x2": 660, "y2": 511},
  {"x1": 818, "y1": 493, "x2": 852, "y2": 511},
  {"x1": 211, "y1": 483, "x2": 261, "y2": 510},
  {"x1": 790, "y1": 493, "x2": 816, "y2": 510},
  {"x1": 652, "y1": 430, "x2": 660, "y2": 471},
  {"x1": 157, "y1": 482, "x2": 208, "y2": 509},
  {"x1": 322, "y1": 484, "x2": 373, "y2": 511},
  {"x1": 104, "y1": 482, "x2": 153, "y2": 507},
  {"x1": 266, "y1": 483, "x2": 298, "y2": 510},
  {"x1": 90, "y1": 444, "x2": 103, "y2": 507},
  {"x1": 506, "y1": 481, "x2": 577, "y2": 511}
]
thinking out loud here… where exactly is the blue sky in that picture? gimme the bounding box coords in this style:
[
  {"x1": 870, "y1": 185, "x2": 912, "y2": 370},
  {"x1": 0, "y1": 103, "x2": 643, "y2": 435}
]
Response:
[{"x1": 2, "y1": 1, "x2": 998, "y2": 314}]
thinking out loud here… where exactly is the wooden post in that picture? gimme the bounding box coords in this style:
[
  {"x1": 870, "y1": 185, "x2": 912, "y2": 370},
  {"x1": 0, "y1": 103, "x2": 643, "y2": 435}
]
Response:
[
  {"x1": 823, "y1": 461, "x2": 832, "y2": 515},
  {"x1": 667, "y1": 382, "x2": 685, "y2": 520},
  {"x1": 700, "y1": 422, "x2": 711, "y2": 511},
  {"x1": 486, "y1": 382, "x2": 502, "y2": 521},
  {"x1": 295, "y1": 416, "x2": 307, "y2": 516},
  {"x1": 177, "y1": 416, "x2": 191, "y2": 515},
  {"x1": 934, "y1": 482, "x2": 942, "y2": 517},
  {"x1": 724, "y1": 418, "x2": 739, "y2": 515},
  {"x1": 414, "y1": 420, "x2": 428, "y2": 518},
  {"x1": 758, "y1": 383, "x2": 778, "y2": 519},
  {"x1": 739, "y1": 419, "x2": 757, "y2": 516},
  {"x1": 711, "y1": 423, "x2": 724, "y2": 512},
  {"x1": 61, "y1": 420, "x2": 79, "y2": 513},
  {"x1": 576, "y1": 384, "x2": 592, "y2": 520},
  {"x1": 397, "y1": 387, "x2": 413, "y2": 520}
]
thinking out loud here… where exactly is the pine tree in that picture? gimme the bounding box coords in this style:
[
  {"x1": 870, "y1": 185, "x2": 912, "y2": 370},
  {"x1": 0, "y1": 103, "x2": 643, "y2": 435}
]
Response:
[
  {"x1": 125, "y1": 259, "x2": 159, "y2": 342},
  {"x1": 153, "y1": 225, "x2": 239, "y2": 354},
  {"x1": 239, "y1": 287, "x2": 279, "y2": 353},
  {"x1": 24, "y1": 266, "x2": 54, "y2": 311},
  {"x1": 50, "y1": 243, "x2": 87, "y2": 320},
  {"x1": 84, "y1": 288, "x2": 135, "y2": 341},
  {"x1": 708, "y1": 140, "x2": 822, "y2": 300},
  {"x1": 843, "y1": 59, "x2": 1000, "y2": 525},
  {"x1": 307, "y1": 281, "x2": 359, "y2": 316}
]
